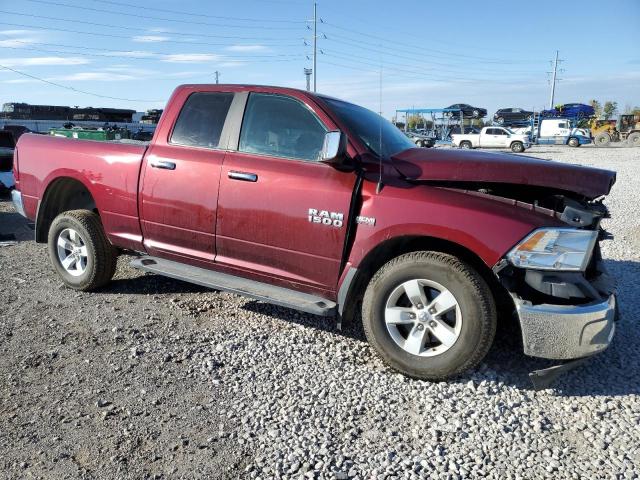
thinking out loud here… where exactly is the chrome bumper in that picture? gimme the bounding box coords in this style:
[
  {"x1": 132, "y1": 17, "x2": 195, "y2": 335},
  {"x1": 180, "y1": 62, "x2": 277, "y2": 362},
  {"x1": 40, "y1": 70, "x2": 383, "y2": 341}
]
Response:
[
  {"x1": 11, "y1": 188, "x2": 26, "y2": 218},
  {"x1": 515, "y1": 294, "x2": 616, "y2": 360}
]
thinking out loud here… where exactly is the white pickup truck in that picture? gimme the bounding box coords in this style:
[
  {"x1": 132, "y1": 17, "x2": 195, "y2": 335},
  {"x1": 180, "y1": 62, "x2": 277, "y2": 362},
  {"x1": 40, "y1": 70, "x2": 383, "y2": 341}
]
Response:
[{"x1": 451, "y1": 126, "x2": 531, "y2": 153}]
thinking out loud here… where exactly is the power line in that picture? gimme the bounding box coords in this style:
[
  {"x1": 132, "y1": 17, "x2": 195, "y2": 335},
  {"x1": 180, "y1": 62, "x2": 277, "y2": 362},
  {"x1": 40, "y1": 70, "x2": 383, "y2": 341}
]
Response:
[
  {"x1": 2, "y1": 42, "x2": 305, "y2": 62},
  {"x1": 21, "y1": 0, "x2": 301, "y2": 30},
  {"x1": 0, "y1": 63, "x2": 162, "y2": 102},
  {"x1": 82, "y1": 0, "x2": 304, "y2": 23},
  {"x1": 0, "y1": 15, "x2": 301, "y2": 43},
  {"x1": 321, "y1": 25, "x2": 547, "y2": 65}
]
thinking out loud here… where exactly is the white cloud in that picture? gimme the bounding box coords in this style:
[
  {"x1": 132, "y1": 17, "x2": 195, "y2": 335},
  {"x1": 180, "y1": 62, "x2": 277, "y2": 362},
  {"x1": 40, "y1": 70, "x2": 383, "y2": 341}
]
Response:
[
  {"x1": 52, "y1": 72, "x2": 136, "y2": 81},
  {"x1": 226, "y1": 44, "x2": 268, "y2": 52},
  {"x1": 218, "y1": 61, "x2": 247, "y2": 68},
  {"x1": 0, "y1": 57, "x2": 89, "y2": 67},
  {"x1": 0, "y1": 30, "x2": 35, "y2": 36},
  {"x1": 0, "y1": 38, "x2": 37, "y2": 47},
  {"x1": 162, "y1": 53, "x2": 220, "y2": 63},
  {"x1": 104, "y1": 50, "x2": 157, "y2": 58},
  {"x1": 133, "y1": 35, "x2": 169, "y2": 43}
]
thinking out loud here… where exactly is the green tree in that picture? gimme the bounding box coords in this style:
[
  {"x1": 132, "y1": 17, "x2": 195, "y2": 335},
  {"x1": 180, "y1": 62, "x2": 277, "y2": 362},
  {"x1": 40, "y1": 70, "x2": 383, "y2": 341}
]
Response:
[
  {"x1": 603, "y1": 101, "x2": 618, "y2": 120},
  {"x1": 589, "y1": 99, "x2": 603, "y2": 118}
]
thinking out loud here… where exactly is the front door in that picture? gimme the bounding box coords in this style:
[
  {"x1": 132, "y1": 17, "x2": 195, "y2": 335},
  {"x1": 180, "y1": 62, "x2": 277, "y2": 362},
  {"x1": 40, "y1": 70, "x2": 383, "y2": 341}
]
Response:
[
  {"x1": 139, "y1": 91, "x2": 235, "y2": 265},
  {"x1": 216, "y1": 92, "x2": 356, "y2": 294}
]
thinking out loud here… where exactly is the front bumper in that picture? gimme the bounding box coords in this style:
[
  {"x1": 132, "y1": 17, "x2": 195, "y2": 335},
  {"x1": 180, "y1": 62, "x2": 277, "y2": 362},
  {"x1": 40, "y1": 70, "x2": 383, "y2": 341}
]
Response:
[
  {"x1": 515, "y1": 294, "x2": 616, "y2": 360},
  {"x1": 11, "y1": 188, "x2": 26, "y2": 217}
]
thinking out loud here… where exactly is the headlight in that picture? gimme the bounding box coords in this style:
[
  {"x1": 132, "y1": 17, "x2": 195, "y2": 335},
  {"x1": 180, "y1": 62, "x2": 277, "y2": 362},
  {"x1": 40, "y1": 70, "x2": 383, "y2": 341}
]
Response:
[{"x1": 507, "y1": 228, "x2": 598, "y2": 271}]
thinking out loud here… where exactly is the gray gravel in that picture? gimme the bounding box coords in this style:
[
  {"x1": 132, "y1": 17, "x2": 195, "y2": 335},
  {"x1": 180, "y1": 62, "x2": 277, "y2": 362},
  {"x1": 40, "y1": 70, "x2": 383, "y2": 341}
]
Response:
[{"x1": 1, "y1": 144, "x2": 639, "y2": 479}]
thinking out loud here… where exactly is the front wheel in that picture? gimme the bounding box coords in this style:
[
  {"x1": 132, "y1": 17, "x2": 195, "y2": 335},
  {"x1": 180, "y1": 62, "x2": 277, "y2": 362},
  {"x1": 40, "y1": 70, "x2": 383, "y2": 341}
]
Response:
[
  {"x1": 47, "y1": 210, "x2": 118, "y2": 291},
  {"x1": 567, "y1": 137, "x2": 580, "y2": 147},
  {"x1": 510, "y1": 141, "x2": 525, "y2": 153},
  {"x1": 594, "y1": 132, "x2": 611, "y2": 147},
  {"x1": 362, "y1": 251, "x2": 496, "y2": 380}
]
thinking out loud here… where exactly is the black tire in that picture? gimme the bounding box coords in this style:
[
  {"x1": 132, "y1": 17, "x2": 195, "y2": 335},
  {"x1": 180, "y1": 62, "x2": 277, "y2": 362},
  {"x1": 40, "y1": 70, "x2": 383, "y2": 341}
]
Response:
[
  {"x1": 595, "y1": 132, "x2": 611, "y2": 147},
  {"x1": 497, "y1": 117, "x2": 504, "y2": 124},
  {"x1": 362, "y1": 251, "x2": 497, "y2": 380},
  {"x1": 510, "y1": 141, "x2": 525, "y2": 153},
  {"x1": 460, "y1": 141, "x2": 472, "y2": 149},
  {"x1": 567, "y1": 137, "x2": 580, "y2": 147},
  {"x1": 47, "y1": 209, "x2": 117, "y2": 291},
  {"x1": 416, "y1": 140, "x2": 424, "y2": 148}
]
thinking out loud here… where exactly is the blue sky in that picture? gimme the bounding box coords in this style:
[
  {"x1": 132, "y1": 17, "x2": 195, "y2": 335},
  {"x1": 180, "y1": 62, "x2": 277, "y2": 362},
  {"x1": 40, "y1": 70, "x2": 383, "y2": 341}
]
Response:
[{"x1": 0, "y1": 0, "x2": 638, "y2": 118}]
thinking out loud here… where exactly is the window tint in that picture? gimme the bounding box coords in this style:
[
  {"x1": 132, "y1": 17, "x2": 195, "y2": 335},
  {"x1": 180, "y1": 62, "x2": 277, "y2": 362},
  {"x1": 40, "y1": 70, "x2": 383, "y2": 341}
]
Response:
[
  {"x1": 495, "y1": 129, "x2": 507, "y2": 135},
  {"x1": 170, "y1": 92, "x2": 234, "y2": 148},
  {"x1": 239, "y1": 93, "x2": 327, "y2": 161},
  {"x1": 486, "y1": 128, "x2": 498, "y2": 135},
  {"x1": 558, "y1": 122, "x2": 568, "y2": 128}
]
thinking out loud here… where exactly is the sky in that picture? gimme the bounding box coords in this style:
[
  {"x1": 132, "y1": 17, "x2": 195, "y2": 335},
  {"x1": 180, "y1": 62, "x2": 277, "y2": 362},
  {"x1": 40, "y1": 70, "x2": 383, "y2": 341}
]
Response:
[{"x1": 0, "y1": 0, "x2": 638, "y2": 119}]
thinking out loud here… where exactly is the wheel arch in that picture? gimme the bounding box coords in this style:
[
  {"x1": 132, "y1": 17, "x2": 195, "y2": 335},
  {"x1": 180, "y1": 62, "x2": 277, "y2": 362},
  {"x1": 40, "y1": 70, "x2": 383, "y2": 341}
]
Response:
[
  {"x1": 338, "y1": 234, "x2": 513, "y2": 325},
  {"x1": 35, "y1": 176, "x2": 98, "y2": 243}
]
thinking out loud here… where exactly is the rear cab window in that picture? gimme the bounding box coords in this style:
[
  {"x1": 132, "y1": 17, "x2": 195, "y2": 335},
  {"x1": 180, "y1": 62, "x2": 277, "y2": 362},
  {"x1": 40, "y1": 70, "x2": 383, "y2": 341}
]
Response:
[{"x1": 170, "y1": 92, "x2": 234, "y2": 149}]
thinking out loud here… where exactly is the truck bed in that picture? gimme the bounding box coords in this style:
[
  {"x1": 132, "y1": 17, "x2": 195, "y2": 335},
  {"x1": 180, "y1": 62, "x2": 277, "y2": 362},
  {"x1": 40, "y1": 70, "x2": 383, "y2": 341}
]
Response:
[{"x1": 15, "y1": 134, "x2": 148, "y2": 250}]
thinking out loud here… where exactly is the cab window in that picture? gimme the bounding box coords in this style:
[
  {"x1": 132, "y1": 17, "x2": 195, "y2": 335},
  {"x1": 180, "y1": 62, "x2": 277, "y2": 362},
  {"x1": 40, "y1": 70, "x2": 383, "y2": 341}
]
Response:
[
  {"x1": 170, "y1": 92, "x2": 234, "y2": 148},
  {"x1": 239, "y1": 93, "x2": 327, "y2": 161}
]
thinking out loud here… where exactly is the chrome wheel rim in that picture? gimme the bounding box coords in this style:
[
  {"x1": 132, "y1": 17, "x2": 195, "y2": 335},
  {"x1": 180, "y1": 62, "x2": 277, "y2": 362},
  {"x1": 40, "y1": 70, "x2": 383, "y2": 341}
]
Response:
[
  {"x1": 56, "y1": 228, "x2": 88, "y2": 277},
  {"x1": 384, "y1": 279, "x2": 462, "y2": 357}
]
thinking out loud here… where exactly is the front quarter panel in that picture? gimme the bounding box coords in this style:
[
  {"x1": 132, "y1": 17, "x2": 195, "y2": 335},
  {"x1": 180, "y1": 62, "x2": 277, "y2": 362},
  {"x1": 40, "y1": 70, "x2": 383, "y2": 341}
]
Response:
[{"x1": 348, "y1": 180, "x2": 565, "y2": 269}]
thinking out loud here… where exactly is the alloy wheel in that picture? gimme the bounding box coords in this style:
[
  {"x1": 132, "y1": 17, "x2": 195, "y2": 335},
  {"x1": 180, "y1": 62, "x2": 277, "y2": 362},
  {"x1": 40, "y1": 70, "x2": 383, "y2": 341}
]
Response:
[
  {"x1": 56, "y1": 228, "x2": 88, "y2": 277},
  {"x1": 384, "y1": 279, "x2": 463, "y2": 357}
]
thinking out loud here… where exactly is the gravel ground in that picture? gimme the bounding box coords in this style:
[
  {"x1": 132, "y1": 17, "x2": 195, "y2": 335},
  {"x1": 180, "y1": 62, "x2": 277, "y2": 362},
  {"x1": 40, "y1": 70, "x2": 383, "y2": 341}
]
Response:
[{"x1": 1, "y1": 144, "x2": 638, "y2": 479}]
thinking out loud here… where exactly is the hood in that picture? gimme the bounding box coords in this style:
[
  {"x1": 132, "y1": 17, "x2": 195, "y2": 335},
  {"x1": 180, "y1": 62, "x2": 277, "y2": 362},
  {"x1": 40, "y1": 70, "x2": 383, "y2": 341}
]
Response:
[{"x1": 391, "y1": 148, "x2": 616, "y2": 199}]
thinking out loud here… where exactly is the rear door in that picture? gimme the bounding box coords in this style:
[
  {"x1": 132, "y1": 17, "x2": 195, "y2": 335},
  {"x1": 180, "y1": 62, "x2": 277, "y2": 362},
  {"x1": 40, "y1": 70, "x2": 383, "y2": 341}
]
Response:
[
  {"x1": 482, "y1": 128, "x2": 502, "y2": 147},
  {"x1": 139, "y1": 91, "x2": 235, "y2": 266},
  {"x1": 215, "y1": 92, "x2": 356, "y2": 295}
]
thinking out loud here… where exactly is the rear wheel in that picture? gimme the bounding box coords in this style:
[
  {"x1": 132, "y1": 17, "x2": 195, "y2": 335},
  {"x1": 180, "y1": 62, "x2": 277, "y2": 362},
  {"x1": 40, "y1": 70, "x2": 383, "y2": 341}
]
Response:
[
  {"x1": 47, "y1": 210, "x2": 117, "y2": 291},
  {"x1": 628, "y1": 132, "x2": 640, "y2": 147},
  {"x1": 511, "y1": 141, "x2": 525, "y2": 153},
  {"x1": 460, "y1": 140, "x2": 472, "y2": 149},
  {"x1": 362, "y1": 251, "x2": 496, "y2": 380},
  {"x1": 595, "y1": 132, "x2": 611, "y2": 147},
  {"x1": 568, "y1": 137, "x2": 580, "y2": 147}
]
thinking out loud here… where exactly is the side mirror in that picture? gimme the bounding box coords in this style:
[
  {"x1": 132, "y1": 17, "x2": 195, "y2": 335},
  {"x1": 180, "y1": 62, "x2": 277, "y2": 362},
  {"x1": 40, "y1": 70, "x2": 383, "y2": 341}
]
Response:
[{"x1": 320, "y1": 130, "x2": 347, "y2": 164}]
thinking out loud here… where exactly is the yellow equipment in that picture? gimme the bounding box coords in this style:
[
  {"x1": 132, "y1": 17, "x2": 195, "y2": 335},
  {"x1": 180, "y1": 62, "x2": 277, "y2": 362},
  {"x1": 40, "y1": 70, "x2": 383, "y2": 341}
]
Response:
[{"x1": 593, "y1": 114, "x2": 640, "y2": 147}]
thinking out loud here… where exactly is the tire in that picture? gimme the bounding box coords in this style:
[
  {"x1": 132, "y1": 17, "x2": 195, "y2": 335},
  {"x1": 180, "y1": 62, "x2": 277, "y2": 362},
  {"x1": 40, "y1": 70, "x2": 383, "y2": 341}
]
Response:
[
  {"x1": 595, "y1": 132, "x2": 611, "y2": 147},
  {"x1": 416, "y1": 140, "x2": 424, "y2": 148},
  {"x1": 362, "y1": 251, "x2": 497, "y2": 380},
  {"x1": 460, "y1": 141, "x2": 472, "y2": 149},
  {"x1": 628, "y1": 132, "x2": 640, "y2": 147},
  {"x1": 567, "y1": 137, "x2": 580, "y2": 148},
  {"x1": 510, "y1": 141, "x2": 524, "y2": 153},
  {"x1": 47, "y1": 209, "x2": 117, "y2": 291},
  {"x1": 496, "y1": 117, "x2": 504, "y2": 124},
  {"x1": 472, "y1": 109, "x2": 479, "y2": 118}
]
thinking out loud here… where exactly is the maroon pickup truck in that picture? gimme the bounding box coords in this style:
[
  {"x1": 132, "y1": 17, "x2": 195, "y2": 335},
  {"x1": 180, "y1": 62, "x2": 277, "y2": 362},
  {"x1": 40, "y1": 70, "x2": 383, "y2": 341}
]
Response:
[{"x1": 11, "y1": 85, "x2": 618, "y2": 386}]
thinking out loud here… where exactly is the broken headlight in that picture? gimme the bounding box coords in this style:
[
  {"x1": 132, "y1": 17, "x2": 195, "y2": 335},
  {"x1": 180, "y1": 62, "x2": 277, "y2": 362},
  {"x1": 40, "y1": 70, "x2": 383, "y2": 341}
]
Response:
[{"x1": 507, "y1": 228, "x2": 598, "y2": 272}]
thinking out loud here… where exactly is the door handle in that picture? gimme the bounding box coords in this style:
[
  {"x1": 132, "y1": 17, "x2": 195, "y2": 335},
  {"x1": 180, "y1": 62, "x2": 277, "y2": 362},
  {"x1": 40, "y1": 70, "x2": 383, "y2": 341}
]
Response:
[
  {"x1": 228, "y1": 171, "x2": 258, "y2": 182},
  {"x1": 150, "y1": 159, "x2": 176, "y2": 170}
]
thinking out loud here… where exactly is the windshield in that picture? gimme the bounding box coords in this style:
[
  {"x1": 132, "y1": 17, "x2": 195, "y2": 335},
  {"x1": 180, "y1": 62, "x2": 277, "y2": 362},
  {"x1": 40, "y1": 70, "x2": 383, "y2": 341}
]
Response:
[{"x1": 323, "y1": 97, "x2": 414, "y2": 158}]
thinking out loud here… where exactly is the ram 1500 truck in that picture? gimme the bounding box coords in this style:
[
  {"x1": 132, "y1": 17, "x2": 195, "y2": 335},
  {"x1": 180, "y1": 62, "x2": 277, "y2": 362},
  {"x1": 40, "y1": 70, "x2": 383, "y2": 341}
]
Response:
[
  {"x1": 452, "y1": 126, "x2": 531, "y2": 153},
  {"x1": 11, "y1": 85, "x2": 618, "y2": 385}
]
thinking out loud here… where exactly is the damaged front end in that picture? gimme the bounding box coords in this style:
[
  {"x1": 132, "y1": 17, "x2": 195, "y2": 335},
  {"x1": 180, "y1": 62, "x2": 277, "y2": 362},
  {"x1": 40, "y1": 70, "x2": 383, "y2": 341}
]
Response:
[{"x1": 488, "y1": 191, "x2": 618, "y2": 388}]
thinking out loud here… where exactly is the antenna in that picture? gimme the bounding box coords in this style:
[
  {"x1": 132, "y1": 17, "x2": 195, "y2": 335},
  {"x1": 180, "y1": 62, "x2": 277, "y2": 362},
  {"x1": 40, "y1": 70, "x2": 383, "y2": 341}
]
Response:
[{"x1": 376, "y1": 54, "x2": 384, "y2": 194}]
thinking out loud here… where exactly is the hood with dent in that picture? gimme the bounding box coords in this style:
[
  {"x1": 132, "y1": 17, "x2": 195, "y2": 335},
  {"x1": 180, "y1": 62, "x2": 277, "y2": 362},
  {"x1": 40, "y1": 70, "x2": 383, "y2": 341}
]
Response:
[{"x1": 391, "y1": 148, "x2": 616, "y2": 199}]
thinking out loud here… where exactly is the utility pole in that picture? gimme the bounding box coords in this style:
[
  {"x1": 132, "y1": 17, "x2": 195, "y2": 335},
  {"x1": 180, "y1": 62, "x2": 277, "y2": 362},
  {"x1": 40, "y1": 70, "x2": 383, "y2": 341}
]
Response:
[
  {"x1": 548, "y1": 50, "x2": 559, "y2": 109},
  {"x1": 312, "y1": 2, "x2": 317, "y2": 92},
  {"x1": 214, "y1": 71, "x2": 220, "y2": 84},
  {"x1": 304, "y1": 68, "x2": 312, "y2": 91}
]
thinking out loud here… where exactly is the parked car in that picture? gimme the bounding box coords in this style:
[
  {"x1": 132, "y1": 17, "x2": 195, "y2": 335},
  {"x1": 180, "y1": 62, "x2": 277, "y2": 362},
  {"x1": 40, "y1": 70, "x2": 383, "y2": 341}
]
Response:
[
  {"x1": 452, "y1": 126, "x2": 531, "y2": 153},
  {"x1": 445, "y1": 104, "x2": 487, "y2": 119},
  {"x1": 12, "y1": 84, "x2": 617, "y2": 385},
  {"x1": 0, "y1": 130, "x2": 15, "y2": 190},
  {"x1": 405, "y1": 131, "x2": 435, "y2": 148},
  {"x1": 540, "y1": 103, "x2": 595, "y2": 120},
  {"x1": 493, "y1": 108, "x2": 534, "y2": 125}
]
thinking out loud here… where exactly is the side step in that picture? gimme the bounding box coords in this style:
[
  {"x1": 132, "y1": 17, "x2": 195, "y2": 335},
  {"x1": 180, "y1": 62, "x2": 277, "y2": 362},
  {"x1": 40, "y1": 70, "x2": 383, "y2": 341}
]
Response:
[{"x1": 130, "y1": 256, "x2": 336, "y2": 317}]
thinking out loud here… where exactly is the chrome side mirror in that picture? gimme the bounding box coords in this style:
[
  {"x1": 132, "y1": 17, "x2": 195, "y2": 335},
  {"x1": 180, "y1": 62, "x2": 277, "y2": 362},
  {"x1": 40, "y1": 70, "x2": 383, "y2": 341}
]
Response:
[{"x1": 320, "y1": 130, "x2": 347, "y2": 163}]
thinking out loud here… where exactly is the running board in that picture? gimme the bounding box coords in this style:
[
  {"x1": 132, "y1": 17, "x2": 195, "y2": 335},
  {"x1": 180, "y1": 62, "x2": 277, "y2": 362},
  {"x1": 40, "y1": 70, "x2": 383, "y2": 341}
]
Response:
[{"x1": 130, "y1": 256, "x2": 336, "y2": 317}]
